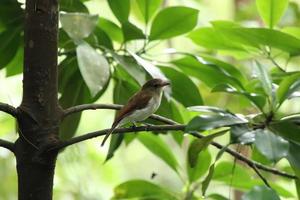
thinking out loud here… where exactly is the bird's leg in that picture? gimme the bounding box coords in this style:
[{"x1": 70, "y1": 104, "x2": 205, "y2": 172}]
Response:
[
  {"x1": 142, "y1": 122, "x2": 154, "y2": 131},
  {"x1": 130, "y1": 122, "x2": 137, "y2": 131}
]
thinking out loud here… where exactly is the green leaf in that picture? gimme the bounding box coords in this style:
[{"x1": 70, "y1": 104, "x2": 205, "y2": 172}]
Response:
[
  {"x1": 76, "y1": 42, "x2": 110, "y2": 97},
  {"x1": 172, "y1": 56, "x2": 243, "y2": 89},
  {"x1": 149, "y1": 6, "x2": 198, "y2": 40},
  {"x1": 189, "y1": 26, "x2": 300, "y2": 56},
  {"x1": 105, "y1": 134, "x2": 124, "y2": 161},
  {"x1": 108, "y1": 0, "x2": 130, "y2": 23},
  {"x1": 188, "y1": 130, "x2": 227, "y2": 167},
  {"x1": 98, "y1": 17, "x2": 123, "y2": 43},
  {"x1": 287, "y1": 142, "x2": 300, "y2": 169},
  {"x1": 60, "y1": 13, "x2": 98, "y2": 41},
  {"x1": 136, "y1": 0, "x2": 162, "y2": 23},
  {"x1": 254, "y1": 129, "x2": 289, "y2": 163},
  {"x1": 276, "y1": 72, "x2": 300, "y2": 105},
  {"x1": 93, "y1": 27, "x2": 113, "y2": 49},
  {"x1": 254, "y1": 61, "x2": 273, "y2": 98},
  {"x1": 208, "y1": 194, "x2": 229, "y2": 200},
  {"x1": 5, "y1": 44, "x2": 23, "y2": 76},
  {"x1": 270, "y1": 120, "x2": 300, "y2": 144},
  {"x1": 242, "y1": 185, "x2": 280, "y2": 200},
  {"x1": 188, "y1": 27, "x2": 245, "y2": 52},
  {"x1": 60, "y1": 0, "x2": 89, "y2": 13},
  {"x1": 160, "y1": 67, "x2": 203, "y2": 106},
  {"x1": 0, "y1": 0, "x2": 23, "y2": 29},
  {"x1": 112, "y1": 180, "x2": 176, "y2": 200},
  {"x1": 186, "y1": 108, "x2": 247, "y2": 132},
  {"x1": 121, "y1": 21, "x2": 145, "y2": 41},
  {"x1": 212, "y1": 84, "x2": 266, "y2": 110},
  {"x1": 137, "y1": 133, "x2": 179, "y2": 172},
  {"x1": 282, "y1": 27, "x2": 300, "y2": 39},
  {"x1": 129, "y1": 53, "x2": 169, "y2": 94},
  {"x1": 109, "y1": 52, "x2": 146, "y2": 85},
  {"x1": 256, "y1": 0, "x2": 289, "y2": 29},
  {"x1": 0, "y1": 27, "x2": 21, "y2": 69},
  {"x1": 202, "y1": 146, "x2": 228, "y2": 196},
  {"x1": 230, "y1": 124, "x2": 255, "y2": 145},
  {"x1": 187, "y1": 148, "x2": 211, "y2": 182}
]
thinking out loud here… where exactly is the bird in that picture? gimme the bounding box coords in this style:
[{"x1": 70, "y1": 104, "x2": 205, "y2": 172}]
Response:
[{"x1": 101, "y1": 78, "x2": 170, "y2": 146}]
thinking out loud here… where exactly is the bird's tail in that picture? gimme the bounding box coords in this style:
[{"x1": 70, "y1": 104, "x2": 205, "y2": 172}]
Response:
[{"x1": 101, "y1": 122, "x2": 118, "y2": 146}]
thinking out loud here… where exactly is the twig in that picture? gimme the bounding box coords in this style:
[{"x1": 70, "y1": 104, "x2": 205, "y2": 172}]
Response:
[
  {"x1": 251, "y1": 164, "x2": 271, "y2": 188},
  {"x1": 0, "y1": 139, "x2": 15, "y2": 153},
  {"x1": 0, "y1": 102, "x2": 17, "y2": 117}
]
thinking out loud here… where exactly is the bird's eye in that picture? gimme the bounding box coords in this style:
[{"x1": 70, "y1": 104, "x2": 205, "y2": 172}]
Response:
[{"x1": 154, "y1": 84, "x2": 159, "y2": 87}]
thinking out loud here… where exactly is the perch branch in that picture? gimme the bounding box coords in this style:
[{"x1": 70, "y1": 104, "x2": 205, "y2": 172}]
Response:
[
  {"x1": 0, "y1": 138, "x2": 15, "y2": 153},
  {"x1": 0, "y1": 102, "x2": 17, "y2": 117},
  {"x1": 61, "y1": 103, "x2": 298, "y2": 180}
]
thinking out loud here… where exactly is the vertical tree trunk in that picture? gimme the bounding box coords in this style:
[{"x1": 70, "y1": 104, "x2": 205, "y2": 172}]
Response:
[{"x1": 14, "y1": 0, "x2": 62, "y2": 199}]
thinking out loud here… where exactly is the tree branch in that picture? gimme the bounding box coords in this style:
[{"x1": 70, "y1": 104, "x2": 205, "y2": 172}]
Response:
[
  {"x1": 0, "y1": 138, "x2": 15, "y2": 153},
  {"x1": 63, "y1": 103, "x2": 177, "y2": 125},
  {"x1": 0, "y1": 102, "x2": 17, "y2": 117},
  {"x1": 55, "y1": 124, "x2": 297, "y2": 180}
]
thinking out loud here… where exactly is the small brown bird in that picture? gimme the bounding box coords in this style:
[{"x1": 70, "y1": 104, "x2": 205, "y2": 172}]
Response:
[{"x1": 101, "y1": 78, "x2": 170, "y2": 146}]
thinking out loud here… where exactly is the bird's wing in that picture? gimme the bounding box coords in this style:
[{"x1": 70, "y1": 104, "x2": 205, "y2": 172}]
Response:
[
  {"x1": 101, "y1": 91, "x2": 152, "y2": 146},
  {"x1": 114, "y1": 91, "x2": 153, "y2": 126}
]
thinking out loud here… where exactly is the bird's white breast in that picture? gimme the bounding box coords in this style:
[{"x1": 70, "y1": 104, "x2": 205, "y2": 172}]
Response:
[{"x1": 121, "y1": 94, "x2": 161, "y2": 125}]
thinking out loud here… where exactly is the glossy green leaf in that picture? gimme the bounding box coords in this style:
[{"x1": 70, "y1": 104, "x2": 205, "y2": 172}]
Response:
[
  {"x1": 98, "y1": 17, "x2": 123, "y2": 43},
  {"x1": 208, "y1": 194, "x2": 229, "y2": 200},
  {"x1": 137, "y1": 0, "x2": 162, "y2": 23},
  {"x1": 109, "y1": 52, "x2": 146, "y2": 85},
  {"x1": 0, "y1": 27, "x2": 21, "y2": 69},
  {"x1": 188, "y1": 130, "x2": 227, "y2": 167},
  {"x1": 186, "y1": 109, "x2": 247, "y2": 132},
  {"x1": 137, "y1": 133, "x2": 179, "y2": 172},
  {"x1": 160, "y1": 67, "x2": 203, "y2": 106},
  {"x1": 287, "y1": 142, "x2": 300, "y2": 169},
  {"x1": 230, "y1": 124, "x2": 255, "y2": 145},
  {"x1": 112, "y1": 180, "x2": 176, "y2": 200},
  {"x1": 187, "y1": 148, "x2": 211, "y2": 182},
  {"x1": 76, "y1": 42, "x2": 110, "y2": 97},
  {"x1": 242, "y1": 185, "x2": 280, "y2": 200},
  {"x1": 270, "y1": 120, "x2": 300, "y2": 144},
  {"x1": 254, "y1": 129, "x2": 289, "y2": 163},
  {"x1": 60, "y1": 13, "x2": 98, "y2": 41},
  {"x1": 121, "y1": 21, "x2": 145, "y2": 41},
  {"x1": 256, "y1": 0, "x2": 289, "y2": 28},
  {"x1": 282, "y1": 27, "x2": 300, "y2": 39},
  {"x1": 105, "y1": 134, "x2": 124, "y2": 161},
  {"x1": 277, "y1": 72, "x2": 300, "y2": 105},
  {"x1": 172, "y1": 56, "x2": 243, "y2": 89},
  {"x1": 0, "y1": 0, "x2": 23, "y2": 28},
  {"x1": 108, "y1": 0, "x2": 130, "y2": 23},
  {"x1": 149, "y1": 6, "x2": 198, "y2": 40},
  {"x1": 129, "y1": 52, "x2": 169, "y2": 89}
]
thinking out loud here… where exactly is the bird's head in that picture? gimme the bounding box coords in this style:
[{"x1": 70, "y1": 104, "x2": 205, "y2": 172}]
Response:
[{"x1": 142, "y1": 78, "x2": 170, "y2": 92}]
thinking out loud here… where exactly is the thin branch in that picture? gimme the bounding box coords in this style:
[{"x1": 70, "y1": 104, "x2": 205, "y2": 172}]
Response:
[
  {"x1": 251, "y1": 164, "x2": 271, "y2": 188},
  {"x1": 0, "y1": 102, "x2": 17, "y2": 117},
  {"x1": 63, "y1": 103, "x2": 177, "y2": 125},
  {"x1": 0, "y1": 139, "x2": 15, "y2": 153},
  {"x1": 55, "y1": 123, "x2": 297, "y2": 180}
]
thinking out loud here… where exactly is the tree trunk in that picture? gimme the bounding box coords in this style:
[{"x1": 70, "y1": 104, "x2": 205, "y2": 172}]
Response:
[{"x1": 14, "y1": 0, "x2": 62, "y2": 199}]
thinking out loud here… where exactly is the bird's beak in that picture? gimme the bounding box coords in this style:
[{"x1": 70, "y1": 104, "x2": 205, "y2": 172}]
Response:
[{"x1": 161, "y1": 80, "x2": 171, "y2": 87}]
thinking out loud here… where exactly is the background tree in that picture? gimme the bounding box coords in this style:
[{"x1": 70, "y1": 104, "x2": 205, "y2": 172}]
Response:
[{"x1": 1, "y1": 0, "x2": 300, "y2": 199}]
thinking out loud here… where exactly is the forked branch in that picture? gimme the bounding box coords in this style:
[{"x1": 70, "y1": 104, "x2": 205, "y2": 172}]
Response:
[
  {"x1": 0, "y1": 138, "x2": 15, "y2": 153},
  {"x1": 0, "y1": 102, "x2": 17, "y2": 118}
]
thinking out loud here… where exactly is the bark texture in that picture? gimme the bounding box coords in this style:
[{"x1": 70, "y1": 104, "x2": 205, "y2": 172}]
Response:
[{"x1": 14, "y1": 0, "x2": 62, "y2": 199}]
